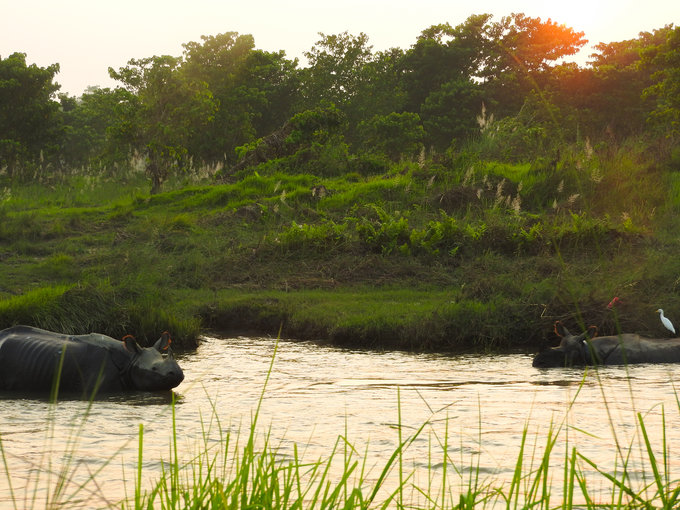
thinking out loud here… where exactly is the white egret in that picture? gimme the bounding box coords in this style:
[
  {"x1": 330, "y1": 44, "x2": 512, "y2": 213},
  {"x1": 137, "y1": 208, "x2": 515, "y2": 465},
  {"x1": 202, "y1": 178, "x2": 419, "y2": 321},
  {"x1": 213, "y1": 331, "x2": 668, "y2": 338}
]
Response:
[{"x1": 657, "y1": 309, "x2": 676, "y2": 335}]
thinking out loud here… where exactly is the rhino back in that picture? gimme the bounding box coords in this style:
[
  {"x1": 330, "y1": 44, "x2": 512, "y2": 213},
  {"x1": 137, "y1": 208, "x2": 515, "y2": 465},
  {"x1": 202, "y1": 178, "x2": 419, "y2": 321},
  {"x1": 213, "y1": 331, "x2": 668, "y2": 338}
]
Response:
[
  {"x1": 629, "y1": 337, "x2": 680, "y2": 363},
  {"x1": 594, "y1": 335, "x2": 680, "y2": 364},
  {"x1": 0, "y1": 335, "x2": 77, "y2": 390}
]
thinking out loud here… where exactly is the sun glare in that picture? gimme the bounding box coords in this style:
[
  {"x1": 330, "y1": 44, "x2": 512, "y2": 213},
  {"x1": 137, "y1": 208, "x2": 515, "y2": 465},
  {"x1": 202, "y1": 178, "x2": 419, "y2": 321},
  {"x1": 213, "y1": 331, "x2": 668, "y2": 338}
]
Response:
[{"x1": 535, "y1": 1, "x2": 607, "y2": 36}]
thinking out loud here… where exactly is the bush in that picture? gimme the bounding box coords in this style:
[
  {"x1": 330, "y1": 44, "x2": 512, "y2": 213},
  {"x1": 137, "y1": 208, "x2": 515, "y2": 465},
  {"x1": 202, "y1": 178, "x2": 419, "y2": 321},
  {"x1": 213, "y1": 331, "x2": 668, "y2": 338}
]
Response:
[
  {"x1": 278, "y1": 220, "x2": 348, "y2": 253},
  {"x1": 357, "y1": 112, "x2": 425, "y2": 161}
]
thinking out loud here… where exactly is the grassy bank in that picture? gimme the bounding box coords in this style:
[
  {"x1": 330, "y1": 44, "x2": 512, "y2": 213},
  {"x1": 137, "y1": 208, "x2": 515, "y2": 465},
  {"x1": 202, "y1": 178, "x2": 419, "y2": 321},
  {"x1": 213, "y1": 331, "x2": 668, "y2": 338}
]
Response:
[{"x1": 1, "y1": 138, "x2": 679, "y2": 350}]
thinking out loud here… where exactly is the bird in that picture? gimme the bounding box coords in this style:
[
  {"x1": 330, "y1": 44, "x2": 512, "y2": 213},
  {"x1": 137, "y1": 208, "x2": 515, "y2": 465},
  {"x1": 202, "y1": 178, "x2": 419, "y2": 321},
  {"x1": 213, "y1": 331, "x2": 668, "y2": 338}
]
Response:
[{"x1": 657, "y1": 309, "x2": 676, "y2": 335}]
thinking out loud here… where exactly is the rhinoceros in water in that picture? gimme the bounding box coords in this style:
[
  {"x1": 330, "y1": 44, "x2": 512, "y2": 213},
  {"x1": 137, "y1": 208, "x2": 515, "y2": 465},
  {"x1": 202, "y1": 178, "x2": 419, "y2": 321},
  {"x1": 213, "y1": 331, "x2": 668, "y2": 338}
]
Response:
[
  {"x1": 532, "y1": 321, "x2": 680, "y2": 368},
  {"x1": 0, "y1": 325, "x2": 184, "y2": 395}
]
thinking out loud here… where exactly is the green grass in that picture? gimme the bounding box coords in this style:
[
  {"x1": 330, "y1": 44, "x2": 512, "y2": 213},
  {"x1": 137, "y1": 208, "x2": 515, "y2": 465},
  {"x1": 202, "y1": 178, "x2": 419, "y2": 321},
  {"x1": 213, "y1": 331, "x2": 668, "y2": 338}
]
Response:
[
  {"x1": 193, "y1": 285, "x2": 545, "y2": 351},
  {"x1": 0, "y1": 283, "x2": 201, "y2": 346}
]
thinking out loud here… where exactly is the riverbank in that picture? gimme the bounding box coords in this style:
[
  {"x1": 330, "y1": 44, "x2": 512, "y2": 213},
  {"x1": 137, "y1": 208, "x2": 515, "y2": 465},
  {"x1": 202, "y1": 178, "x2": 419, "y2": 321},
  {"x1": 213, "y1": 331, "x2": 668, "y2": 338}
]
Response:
[{"x1": 1, "y1": 139, "x2": 679, "y2": 351}]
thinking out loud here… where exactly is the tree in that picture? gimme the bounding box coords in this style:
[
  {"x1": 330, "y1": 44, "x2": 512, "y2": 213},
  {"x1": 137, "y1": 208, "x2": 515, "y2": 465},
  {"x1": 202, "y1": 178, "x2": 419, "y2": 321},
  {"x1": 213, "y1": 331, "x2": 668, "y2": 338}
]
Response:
[
  {"x1": 490, "y1": 13, "x2": 587, "y2": 74},
  {"x1": 59, "y1": 86, "x2": 138, "y2": 169},
  {"x1": 300, "y1": 31, "x2": 413, "y2": 146},
  {"x1": 547, "y1": 26, "x2": 671, "y2": 140},
  {"x1": 401, "y1": 15, "x2": 493, "y2": 113},
  {"x1": 182, "y1": 32, "x2": 300, "y2": 165},
  {"x1": 241, "y1": 49, "x2": 301, "y2": 137},
  {"x1": 587, "y1": 34, "x2": 658, "y2": 137},
  {"x1": 357, "y1": 112, "x2": 424, "y2": 161},
  {"x1": 483, "y1": 13, "x2": 587, "y2": 117},
  {"x1": 109, "y1": 55, "x2": 216, "y2": 193},
  {"x1": 301, "y1": 31, "x2": 374, "y2": 110},
  {"x1": 420, "y1": 79, "x2": 485, "y2": 150},
  {"x1": 0, "y1": 52, "x2": 61, "y2": 178},
  {"x1": 642, "y1": 25, "x2": 680, "y2": 140},
  {"x1": 343, "y1": 47, "x2": 407, "y2": 144}
]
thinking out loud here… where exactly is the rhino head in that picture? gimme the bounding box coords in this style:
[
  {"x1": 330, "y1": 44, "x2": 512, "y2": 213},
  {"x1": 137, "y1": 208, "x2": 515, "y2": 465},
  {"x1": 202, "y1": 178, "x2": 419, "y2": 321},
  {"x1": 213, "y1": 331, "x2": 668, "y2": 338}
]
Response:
[
  {"x1": 122, "y1": 332, "x2": 184, "y2": 391},
  {"x1": 532, "y1": 321, "x2": 599, "y2": 368}
]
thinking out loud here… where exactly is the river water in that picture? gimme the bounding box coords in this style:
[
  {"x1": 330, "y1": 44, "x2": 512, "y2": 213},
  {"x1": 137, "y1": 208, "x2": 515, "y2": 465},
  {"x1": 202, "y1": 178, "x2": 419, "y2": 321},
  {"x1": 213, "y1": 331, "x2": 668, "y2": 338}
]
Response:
[{"x1": 1, "y1": 335, "x2": 680, "y2": 508}]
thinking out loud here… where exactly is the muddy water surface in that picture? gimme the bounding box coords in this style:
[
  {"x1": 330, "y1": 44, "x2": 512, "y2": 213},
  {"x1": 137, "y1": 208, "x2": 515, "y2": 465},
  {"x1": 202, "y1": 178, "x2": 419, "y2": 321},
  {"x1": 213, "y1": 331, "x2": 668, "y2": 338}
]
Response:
[{"x1": 1, "y1": 335, "x2": 679, "y2": 508}]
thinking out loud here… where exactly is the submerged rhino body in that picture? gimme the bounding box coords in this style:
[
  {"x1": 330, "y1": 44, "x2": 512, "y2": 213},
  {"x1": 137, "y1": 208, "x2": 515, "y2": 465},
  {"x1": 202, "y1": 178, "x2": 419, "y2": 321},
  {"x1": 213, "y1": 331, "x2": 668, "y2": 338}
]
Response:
[
  {"x1": 533, "y1": 321, "x2": 680, "y2": 368},
  {"x1": 0, "y1": 325, "x2": 184, "y2": 395}
]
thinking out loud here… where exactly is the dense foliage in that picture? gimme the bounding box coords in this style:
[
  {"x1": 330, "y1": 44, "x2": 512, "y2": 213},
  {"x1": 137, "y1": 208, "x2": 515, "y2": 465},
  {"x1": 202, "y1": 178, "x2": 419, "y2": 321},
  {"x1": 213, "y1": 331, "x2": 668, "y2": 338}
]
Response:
[{"x1": 2, "y1": 14, "x2": 677, "y2": 186}]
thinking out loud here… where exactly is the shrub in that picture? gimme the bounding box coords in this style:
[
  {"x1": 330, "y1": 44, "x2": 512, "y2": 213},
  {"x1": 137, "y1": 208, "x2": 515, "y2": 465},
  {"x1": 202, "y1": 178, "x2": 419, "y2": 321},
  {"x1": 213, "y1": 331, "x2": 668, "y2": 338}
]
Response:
[
  {"x1": 277, "y1": 220, "x2": 348, "y2": 253},
  {"x1": 357, "y1": 112, "x2": 425, "y2": 161}
]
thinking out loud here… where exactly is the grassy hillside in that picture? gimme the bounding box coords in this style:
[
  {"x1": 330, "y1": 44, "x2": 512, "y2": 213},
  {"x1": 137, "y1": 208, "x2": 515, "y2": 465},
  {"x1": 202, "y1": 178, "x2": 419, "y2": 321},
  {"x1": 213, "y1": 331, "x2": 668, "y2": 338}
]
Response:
[{"x1": 1, "y1": 138, "x2": 679, "y2": 351}]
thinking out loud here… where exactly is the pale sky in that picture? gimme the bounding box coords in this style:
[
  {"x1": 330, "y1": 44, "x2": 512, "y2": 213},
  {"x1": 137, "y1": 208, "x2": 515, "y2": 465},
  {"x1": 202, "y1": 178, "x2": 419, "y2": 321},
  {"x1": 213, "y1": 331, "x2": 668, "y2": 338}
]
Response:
[{"x1": 2, "y1": 0, "x2": 679, "y2": 97}]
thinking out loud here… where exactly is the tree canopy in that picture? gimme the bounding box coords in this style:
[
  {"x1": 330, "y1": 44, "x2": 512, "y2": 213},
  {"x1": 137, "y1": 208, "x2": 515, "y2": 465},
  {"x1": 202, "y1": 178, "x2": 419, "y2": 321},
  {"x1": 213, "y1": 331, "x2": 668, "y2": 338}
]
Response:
[
  {"x1": 0, "y1": 52, "x2": 61, "y2": 177},
  {"x1": 1, "y1": 14, "x2": 678, "y2": 190}
]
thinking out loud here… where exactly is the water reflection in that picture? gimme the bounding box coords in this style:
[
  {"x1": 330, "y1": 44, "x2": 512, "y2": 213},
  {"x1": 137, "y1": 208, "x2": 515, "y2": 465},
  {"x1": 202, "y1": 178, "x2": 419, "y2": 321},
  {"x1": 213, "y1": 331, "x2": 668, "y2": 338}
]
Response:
[
  {"x1": 0, "y1": 390, "x2": 178, "y2": 405},
  {"x1": 1, "y1": 335, "x2": 679, "y2": 508}
]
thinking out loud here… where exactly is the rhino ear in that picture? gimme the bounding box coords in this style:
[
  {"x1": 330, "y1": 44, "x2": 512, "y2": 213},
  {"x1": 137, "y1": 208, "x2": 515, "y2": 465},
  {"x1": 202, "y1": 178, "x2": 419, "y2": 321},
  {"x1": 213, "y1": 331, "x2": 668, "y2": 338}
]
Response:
[
  {"x1": 153, "y1": 331, "x2": 172, "y2": 352},
  {"x1": 585, "y1": 325, "x2": 598, "y2": 340},
  {"x1": 554, "y1": 321, "x2": 570, "y2": 338},
  {"x1": 122, "y1": 334, "x2": 142, "y2": 354}
]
